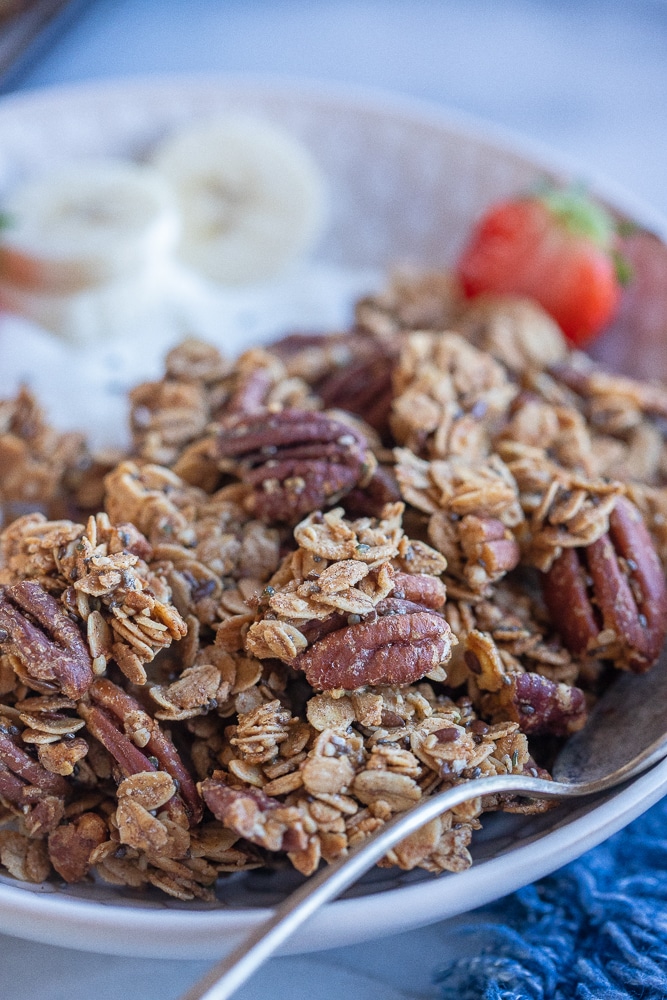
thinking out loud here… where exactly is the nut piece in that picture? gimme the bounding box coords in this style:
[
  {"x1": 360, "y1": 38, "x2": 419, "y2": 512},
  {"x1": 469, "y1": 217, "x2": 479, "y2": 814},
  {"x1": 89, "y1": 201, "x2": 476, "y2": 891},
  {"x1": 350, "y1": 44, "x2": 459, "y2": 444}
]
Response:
[
  {"x1": 48, "y1": 813, "x2": 108, "y2": 883},
  {"x1": 429, "y1": 513, "x2": 520, "y2": 595},
  {"x1": 0, "y1": 729, "x2": 69, "y2": 800},
  {"x1": 391, "y1": 572, "x2": 447, "y2": 611},
  {"x1": 200, "y1": 777, "x2": 309, "y2": 853},
  {"x1": 293, "y1": 605, "x2": 455, "y2": 690},
  {"x1": 215, "y1": 408, "x2": 374, "y2": 523},
  {"x1": 543, "y1": 496, "x2": 667, "y2": 672},
  {"x1": 482, "y1": 671, "x2": 587, "y2": 737},
  {"x1": 269, "y1": 330, "x2": 397, "y2": 434},
  {"x1": 0, "y1": 581, "x2": 93, "y2": 699}
]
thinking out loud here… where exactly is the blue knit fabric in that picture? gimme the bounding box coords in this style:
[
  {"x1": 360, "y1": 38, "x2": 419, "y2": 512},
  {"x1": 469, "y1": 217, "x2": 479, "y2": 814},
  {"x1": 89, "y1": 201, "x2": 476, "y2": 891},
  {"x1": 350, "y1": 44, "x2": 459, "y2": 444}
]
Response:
[{"x1": 435, "y1": 795, "x2": 667, "y2": 999}]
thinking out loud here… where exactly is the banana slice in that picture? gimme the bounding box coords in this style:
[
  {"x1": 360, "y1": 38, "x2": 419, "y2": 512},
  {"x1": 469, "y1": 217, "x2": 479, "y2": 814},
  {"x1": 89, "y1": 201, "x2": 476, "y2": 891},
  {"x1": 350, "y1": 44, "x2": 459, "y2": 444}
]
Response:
[
  {"x1": 0, "y1": 160, "x2": 180, "y2": 294},
  {"x1": 151, "y1": 114, "x2": 327, "y2": 285}
]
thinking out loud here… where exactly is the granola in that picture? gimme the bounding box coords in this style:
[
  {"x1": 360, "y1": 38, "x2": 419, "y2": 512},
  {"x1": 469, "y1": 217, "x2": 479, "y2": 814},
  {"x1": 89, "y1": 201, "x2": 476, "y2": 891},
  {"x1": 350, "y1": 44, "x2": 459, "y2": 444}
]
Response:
[{"x1": 0, "y1": 266, "x2": 665, "y2": 900}]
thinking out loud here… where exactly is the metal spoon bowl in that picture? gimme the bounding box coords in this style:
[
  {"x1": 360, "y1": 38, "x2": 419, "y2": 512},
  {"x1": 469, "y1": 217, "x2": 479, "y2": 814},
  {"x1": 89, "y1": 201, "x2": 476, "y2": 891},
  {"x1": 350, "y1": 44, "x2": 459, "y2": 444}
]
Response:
[{"x1": 180, "y1": 651, "x2": 667, "y2": 1000}]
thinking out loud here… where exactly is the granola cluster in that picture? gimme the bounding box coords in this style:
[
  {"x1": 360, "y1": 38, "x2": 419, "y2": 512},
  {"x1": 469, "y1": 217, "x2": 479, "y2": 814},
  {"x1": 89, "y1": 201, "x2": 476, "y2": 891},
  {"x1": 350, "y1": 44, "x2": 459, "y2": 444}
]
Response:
[{"x1": 0, "y1": 268, "x2": 666, "y2": 899}]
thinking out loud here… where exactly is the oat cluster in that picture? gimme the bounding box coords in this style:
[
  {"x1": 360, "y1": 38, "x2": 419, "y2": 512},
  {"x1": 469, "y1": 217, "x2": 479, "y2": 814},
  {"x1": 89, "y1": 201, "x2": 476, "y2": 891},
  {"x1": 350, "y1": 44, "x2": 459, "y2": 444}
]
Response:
[{"x1": 1, "y1": 269, "x2": 666, "y2": 900}]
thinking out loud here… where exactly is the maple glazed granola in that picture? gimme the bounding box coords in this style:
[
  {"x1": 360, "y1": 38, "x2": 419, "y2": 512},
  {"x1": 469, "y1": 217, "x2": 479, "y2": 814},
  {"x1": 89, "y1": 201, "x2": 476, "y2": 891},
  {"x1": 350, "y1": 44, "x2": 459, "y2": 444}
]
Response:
[{"x1": 1, "y1": 269, "x2": 667, "y2": 901}]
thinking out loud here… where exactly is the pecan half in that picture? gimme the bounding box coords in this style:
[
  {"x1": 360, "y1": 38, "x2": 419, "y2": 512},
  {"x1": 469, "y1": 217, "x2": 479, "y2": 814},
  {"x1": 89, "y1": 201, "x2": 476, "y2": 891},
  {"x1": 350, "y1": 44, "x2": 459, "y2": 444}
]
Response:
[
  {"x1": 293, "y1": 604, "x2": 455, "y2": 690},
  {"x1": 542, "y1": 496, "x2": 667, "y2": 672},
  {"x1": 0, "y1": 581, "x2": 93, "y2": 699},
  {"x1": 215, "y1": 409, "x2": 374, "y2": 523},
  {"x1": 80, "y1": 679, "x2": 202, "y2": 825},
  {"x1": 267, "y1": 330, "x2": 398, "y2": 431},
  {"x1": 482, "y1": 672, "x2": 587, "y2": 737},
  {"x1": 316, "y1": 349, "x2": 396, "y2": 437}
]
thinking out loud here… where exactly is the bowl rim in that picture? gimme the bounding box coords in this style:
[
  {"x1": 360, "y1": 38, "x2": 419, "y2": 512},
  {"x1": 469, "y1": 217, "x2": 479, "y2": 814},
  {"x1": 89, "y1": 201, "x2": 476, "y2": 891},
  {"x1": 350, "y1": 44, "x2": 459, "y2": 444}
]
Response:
[{"x1": 7, "y1": 69, "x2": 667, "y2": 241}]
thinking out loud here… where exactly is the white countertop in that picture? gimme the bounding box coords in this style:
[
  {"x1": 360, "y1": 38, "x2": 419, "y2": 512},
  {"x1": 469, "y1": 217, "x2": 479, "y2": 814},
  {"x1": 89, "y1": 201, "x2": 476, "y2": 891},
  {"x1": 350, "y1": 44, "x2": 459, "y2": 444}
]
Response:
[{"x1": 3, "y1": 2, "x2": 667, "y2": 998}]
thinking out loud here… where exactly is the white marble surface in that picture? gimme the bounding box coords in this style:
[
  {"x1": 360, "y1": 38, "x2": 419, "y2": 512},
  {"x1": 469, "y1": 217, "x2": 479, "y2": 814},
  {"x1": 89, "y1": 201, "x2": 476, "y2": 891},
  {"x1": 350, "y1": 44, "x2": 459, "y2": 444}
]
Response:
[
  {"x1": 2, "y1": 2, "x2": 667, "y2": 998},
  {"x1": 0, "y1": 916, "x2": 494, "y2": 1000}
]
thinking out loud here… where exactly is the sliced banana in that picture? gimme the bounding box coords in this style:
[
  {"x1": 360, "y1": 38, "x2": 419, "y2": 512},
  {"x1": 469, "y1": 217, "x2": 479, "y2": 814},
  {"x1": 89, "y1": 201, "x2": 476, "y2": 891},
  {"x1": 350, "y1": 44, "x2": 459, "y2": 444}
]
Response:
[
  {"x1": 151, "y1": 114, "x2": 327, "y2": 286},
  {"x1": 0, "y1": 160, "x2": 180, "y2": 294}
]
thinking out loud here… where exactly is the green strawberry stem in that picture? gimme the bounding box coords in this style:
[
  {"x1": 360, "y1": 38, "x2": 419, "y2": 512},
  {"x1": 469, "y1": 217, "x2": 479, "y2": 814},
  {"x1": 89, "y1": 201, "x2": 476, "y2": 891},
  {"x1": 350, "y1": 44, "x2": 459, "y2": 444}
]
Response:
[
  {"x1": 534, "y1": 182, "x2": 632, "y2": 286},
  {"x1": 539, "y1": 185, "x2": 616, "y2": 248}
]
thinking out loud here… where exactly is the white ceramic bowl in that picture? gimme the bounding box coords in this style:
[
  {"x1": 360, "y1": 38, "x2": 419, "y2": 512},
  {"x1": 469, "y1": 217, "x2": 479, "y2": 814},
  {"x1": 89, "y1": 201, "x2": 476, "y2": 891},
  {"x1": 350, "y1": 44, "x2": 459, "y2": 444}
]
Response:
[{"x1": 0, "y1": 74, "x2": 666, "y2": 960}]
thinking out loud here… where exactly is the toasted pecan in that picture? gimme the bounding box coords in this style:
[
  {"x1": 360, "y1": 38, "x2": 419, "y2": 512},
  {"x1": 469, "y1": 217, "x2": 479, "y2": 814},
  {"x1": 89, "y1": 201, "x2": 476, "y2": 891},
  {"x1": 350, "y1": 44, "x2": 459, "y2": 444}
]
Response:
[
  {"x1": 0, "y1": 581, "x2": 93, "y2": 699},
  {"x1": 543, "y1": 496, "x2": 667, "y2": 672},
  {"x1": 294, "y1": 604, "x2": 455, "y2": 690},
  {"x1": 215, "y1": 408, "x2": 374, "y2": 523}
]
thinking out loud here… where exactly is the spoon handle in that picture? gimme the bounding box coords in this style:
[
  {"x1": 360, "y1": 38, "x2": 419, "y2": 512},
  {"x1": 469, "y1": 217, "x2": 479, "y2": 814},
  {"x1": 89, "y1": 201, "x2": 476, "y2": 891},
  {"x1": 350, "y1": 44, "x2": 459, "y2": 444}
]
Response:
[{"x1": 178, "y1": 772, "x2": 567, "y2": 1000}]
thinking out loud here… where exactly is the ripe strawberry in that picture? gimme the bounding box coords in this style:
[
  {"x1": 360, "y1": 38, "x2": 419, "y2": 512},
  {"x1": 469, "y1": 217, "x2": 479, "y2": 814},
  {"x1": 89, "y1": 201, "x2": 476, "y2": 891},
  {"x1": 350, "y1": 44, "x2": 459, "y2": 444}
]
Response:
[{"x1": 456, "y1": 188, "x2": 625, "y2": 347}]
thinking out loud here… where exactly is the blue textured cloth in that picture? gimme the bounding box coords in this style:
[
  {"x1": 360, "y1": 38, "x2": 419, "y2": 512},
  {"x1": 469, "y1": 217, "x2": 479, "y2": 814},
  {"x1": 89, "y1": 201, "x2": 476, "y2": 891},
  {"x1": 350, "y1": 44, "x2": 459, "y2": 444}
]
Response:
[{"x1": 435, "y1": 795, "x2": 667, "y2": 999}]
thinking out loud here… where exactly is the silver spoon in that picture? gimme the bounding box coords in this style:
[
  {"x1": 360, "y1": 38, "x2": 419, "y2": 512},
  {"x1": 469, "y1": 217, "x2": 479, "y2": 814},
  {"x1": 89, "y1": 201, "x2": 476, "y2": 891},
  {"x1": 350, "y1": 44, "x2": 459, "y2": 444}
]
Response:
[{"x1": 179, "y1": 651, "x2": 667, "y2": 1000}]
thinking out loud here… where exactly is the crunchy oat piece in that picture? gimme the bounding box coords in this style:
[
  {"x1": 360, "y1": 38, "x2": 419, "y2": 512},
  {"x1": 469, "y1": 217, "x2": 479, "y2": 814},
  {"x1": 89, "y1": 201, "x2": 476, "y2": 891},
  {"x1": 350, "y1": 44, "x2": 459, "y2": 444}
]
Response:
[
  {"x1": 550, "y1": 359, "x2": 667, "y2": 427},
  {"x1": 37, "y1": 738, "x2": 88, "y2": 777},
  {"x1": 0, "y1": 386, "x2": 87, "y2": 519},
  {"x1": 215, "y1": 408, "x2": 375, "y2": 523},
  {"x1": 165, "y1": 337, "x2": 231, "y2": 384},
  {"x1": 294, "y1": 503, "x2": 404, "y2": 563},
  {"x1": 383, "y1": 814, "x2": 475, "y2": 874},
  {"x1": 104, "y1": 461, "x2": 201, "y2": 544},
  {"x1": 106, "y1": 462, "x2": 282, "y2": 629},
  {"x1": 114, "y1": 771, "x2": 178, "y2": 854},
  {"x1": 498, "y1": 439, "x2": 623, "y2": 571},
  {"x1": 395, "y1": 450, "x2": 521, "y2": 596},
  {"x1": 592, "y1": 423, "x2": 664, "y2": 485},
  {"x1": 130, "y1": 379, "x2": 210, "y2": 466},
  {"x1": 445, "y1": 581, "x2": 577, "y2": 688},
  {"x1": 0, "y1": 513, "x2": 84, "y2": 585},
  {"x1": 391, "y1": 332, "x2": 516, "y2": 460},
  {"x1": 0, "y1": 830, "x2": 51, "y2": 883},
  {"x1": 150, "y1": 663, "x2": 228, "y2": 721},
  {"x1": 355, "y1": 268, "x2": 463, "y2": 337},
  {"x1": 0, "y1": 511, "x2": 187, "y2": 685},
  {"x1": 395, "y1": 448, "x2": 522, "y2": 522},
  {"x1": 229, "y1": 699, "x2": 292, "y2": 765},
  {"x1": 456, "y1": 295, "x2": 568, "y2": 373},
  {"x1": 499, "y1": 395, "x2": 596, "y2": 476},
  {"x1": 16, "y1": 692, "x2": 87, "y2": 747}
]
